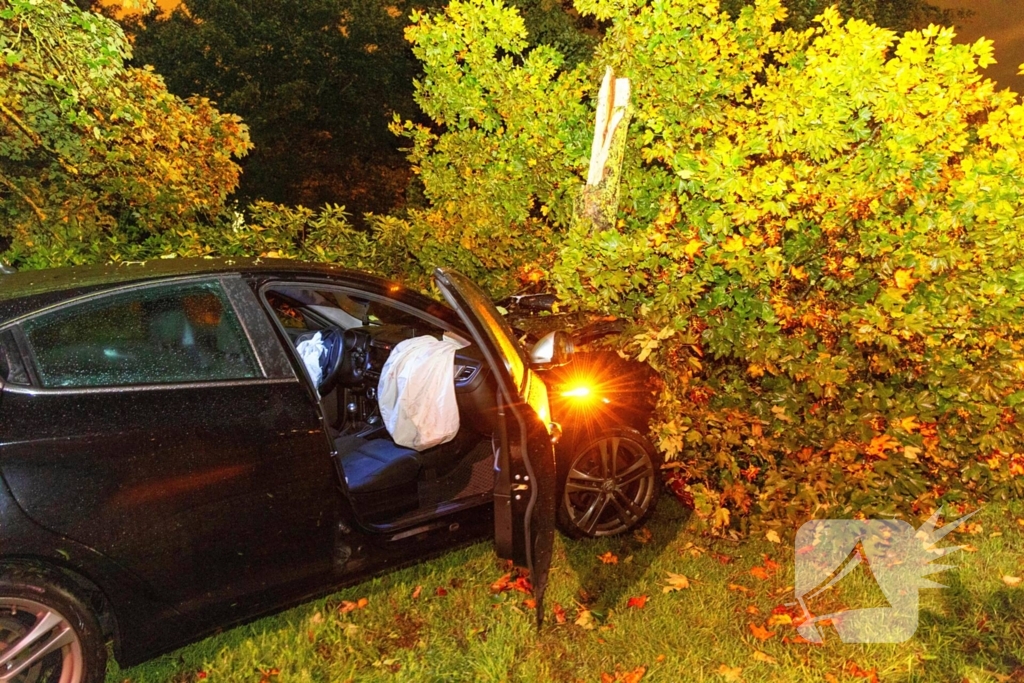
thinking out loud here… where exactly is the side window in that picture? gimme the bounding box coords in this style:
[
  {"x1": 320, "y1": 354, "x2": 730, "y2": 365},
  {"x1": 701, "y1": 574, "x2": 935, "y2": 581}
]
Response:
[
  {"x1": 22, "y1": 281, "x2": 261, "y2": 388},
  {"x1": 266, "y1": 286, "x2": 440, "y2": 333}
]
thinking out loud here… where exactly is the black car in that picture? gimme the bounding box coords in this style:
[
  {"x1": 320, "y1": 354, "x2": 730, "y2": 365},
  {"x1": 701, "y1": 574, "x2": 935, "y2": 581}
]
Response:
[{"x1": 0, "y1": 259, "x2": 659, "y2": 683}]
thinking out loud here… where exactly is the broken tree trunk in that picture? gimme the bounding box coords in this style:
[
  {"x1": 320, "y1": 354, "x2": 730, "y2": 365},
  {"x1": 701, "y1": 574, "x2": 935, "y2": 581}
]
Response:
[{"x1": 572, "y1": 67, "x2": 633, "y2": 235}]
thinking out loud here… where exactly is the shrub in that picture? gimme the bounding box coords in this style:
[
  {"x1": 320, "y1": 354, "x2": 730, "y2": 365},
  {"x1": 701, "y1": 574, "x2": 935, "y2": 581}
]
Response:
[
  {"x1": 0, "y1": 0, "x2": 250, "y2": 269},
  {"x1": 402, "y1": 0, "x2": 1024, "y2": 527}
]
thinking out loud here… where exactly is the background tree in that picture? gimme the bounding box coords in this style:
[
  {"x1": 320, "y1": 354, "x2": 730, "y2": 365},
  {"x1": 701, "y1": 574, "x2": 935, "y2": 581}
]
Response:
[
  {"x1": 125, "y1": 0, "x2": 430, "y2": 219},
  {"x1": 0, "y1": 0, "x2": 250, "y2": 269},
  {"x1": 124, "y1": 0, "x2": 596, "y2": 221}
]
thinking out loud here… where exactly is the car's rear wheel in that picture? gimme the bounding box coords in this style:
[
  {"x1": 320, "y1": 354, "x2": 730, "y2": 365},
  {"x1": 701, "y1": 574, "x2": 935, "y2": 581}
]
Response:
[
  {"x1": 557, "y1": 427, "x2": 662, "y2": 538},
  {"x1": 0, "y1": 570, "x2": 106, "y2": 683}
]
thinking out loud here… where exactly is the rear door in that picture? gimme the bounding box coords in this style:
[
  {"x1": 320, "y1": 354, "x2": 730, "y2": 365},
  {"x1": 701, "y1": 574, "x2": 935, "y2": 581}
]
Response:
[
  {"x1": 433, "y1": 268, "x2": 557, "y2": 626},
  {"x1": 0, "y1": 276, "x2": 340, "y2": 627}
]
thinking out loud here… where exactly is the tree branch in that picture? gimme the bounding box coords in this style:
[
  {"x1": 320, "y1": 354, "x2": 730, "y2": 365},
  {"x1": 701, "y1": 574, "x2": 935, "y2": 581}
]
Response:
[{"x1": 0, "y1": 172, "x2": 47, "y2": 223}]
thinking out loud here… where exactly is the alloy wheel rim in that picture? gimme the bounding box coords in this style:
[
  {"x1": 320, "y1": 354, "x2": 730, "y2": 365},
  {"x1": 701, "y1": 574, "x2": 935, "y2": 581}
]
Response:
[
  {"x1": 0, "y1": 598, "x2": 83, "y2": 683},
  {"x1": 563, "y1": 435, "x2": 656, "y2": 536}
]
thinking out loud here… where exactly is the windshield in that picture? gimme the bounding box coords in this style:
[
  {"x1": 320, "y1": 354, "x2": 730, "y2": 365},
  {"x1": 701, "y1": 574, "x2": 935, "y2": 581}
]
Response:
[{"x1": 435, "y1": 269, "x2": 527, "y2": 390}]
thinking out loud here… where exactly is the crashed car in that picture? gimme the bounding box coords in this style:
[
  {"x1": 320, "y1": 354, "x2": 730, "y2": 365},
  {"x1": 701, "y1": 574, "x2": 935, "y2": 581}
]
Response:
[{"x1": 0, "y1": 259, "x2": 660, "y2": 682}]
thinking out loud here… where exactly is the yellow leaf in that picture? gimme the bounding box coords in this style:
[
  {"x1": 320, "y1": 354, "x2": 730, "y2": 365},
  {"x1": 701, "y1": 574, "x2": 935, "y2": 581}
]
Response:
[
  {"x1": 575, "y1": 608, "x2": 596, "y2": 630},
  {"x1": 894, "y1": 268, "x2": 918, "y2": 289},
  {"x1": 1003, "y1": 575, "x2": 1022, "y2": 587},
  {"x1": 685, "y1": 238, "x2": 703, "y2": 257},
  {"x1": 751, "y1": 650, "x2": 777, "y2": 665},
  {"x1": 747, "y1": 364, "x2": 765, "y2": 378},
  {"x1": 717, "y1": 664, "x2": 744, "y2": 681},
  {"x1": 713, "y1": 507, "x2": 731, "y2": 528},
  {"x1": 766, "y1": 613, "x2": 791, "y2": 627},
  {"x1": 899, "y1": 416, "x2": 920, "y2": 432},
  {"x1": 765, "y1": 530, "x2": 781, "y2": 544},
  {"x1": 904, "y1": 445, "x2": 922, "y2": 461},
  {"x1": 723, "y1": 235, "x2": 745, "y2": 253},
  {"x1": 789, "y1": 265, "x2": 807, "y2": 280},
  {"x1": 662, "y1": 572, "x2": 691, "y2": 593}
]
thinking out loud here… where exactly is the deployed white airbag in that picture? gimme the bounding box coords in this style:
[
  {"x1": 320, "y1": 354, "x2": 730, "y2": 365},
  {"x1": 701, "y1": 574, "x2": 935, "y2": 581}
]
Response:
[
  {"x1": 296, "y1": 332, "x2": 326, "y2": 393},
  {"x1": 378, "y1": 335, "x2": 467, "y2": 451}
]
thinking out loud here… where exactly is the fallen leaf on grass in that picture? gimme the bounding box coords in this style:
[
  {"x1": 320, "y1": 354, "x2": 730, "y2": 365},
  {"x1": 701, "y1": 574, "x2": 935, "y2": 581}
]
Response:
[
  {"x1": 765, "y1": 530, "x2": 781, "y2": 544},
  {"x1": 845, "y1": 661, "x2": 879, "y2": 682},
  {"x1": 716, "y1": 664, "x2": 744, "y2": 681},
  {"x1": 728, "y1": 583, "x2": 753, "y2": 595},
  {"x1": 601, "y1": 666, "x2": 646, "y2": 683},
  {"x1": 662, "y1": 572, "x2": 691, "y2": 593},
  {"x1": 599, "y1": 551, "x2": 619, "y2": 565},
  {"x1": 575, "y1": 608, "x2": 596, "y2": 630},
  {"x1": 258, "y1": 668, "x2": 280, "y2": 683},
  {"x1": 553, "y1": 602, "x2": 567, "y2": 624},
  {"x1": 745, "y1": 605, "x2": 760, "y2": 615},
  {"x1": 751, "y1": 650, "x2": 777, "y2": 665},
  {"x1": 338, "y1": 597, "x2": 368, "y2": 614},
  {"x1": 748, "y1": 623, "x2": 776, "y2": 641},
  {"x1": 712, "y1": 553, "x2": 735, "y2": 565},
  {"x1": 633, "y1": 527, "x2": 653, "y2": 544},
  {"x1": 490, "y1": 572, "x2": 533, "y2": 595},
  {"x1": 310, "y1": 611, "x2": 323, "y2": 624},
  {"x1": 781, "y1": 634, "x2": 819, "y2": 645},
  {"x1": 523, "y1": 598, "x2": 537, "y2": 610},
  {"x1": 679, "y1": 542, "x2": 706, "y2": 558},
  {"x1": 1002, "y1": 575, "x2": 1022, "y2": 587},
  {"x1": 626, "y1": 595, "x2": 649, "y2": 609},
  {"x1": 435, "y1": 587, "x2": 448, "y2": 597},
  {"x1": 767, "y1": 613, "x2": 792, "y2": 628},
  {"x1": 749, "y1": 566, "x2": 770, "y2": 581},
  {"x1": 411, "y1": 585, "x2": 422, "y2": 599}
]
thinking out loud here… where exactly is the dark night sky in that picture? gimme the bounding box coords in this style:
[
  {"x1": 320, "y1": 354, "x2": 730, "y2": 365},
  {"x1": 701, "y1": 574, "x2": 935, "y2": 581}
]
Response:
[{"x1": 932, "y1": 0, "x2": 1024, "y2": 93}]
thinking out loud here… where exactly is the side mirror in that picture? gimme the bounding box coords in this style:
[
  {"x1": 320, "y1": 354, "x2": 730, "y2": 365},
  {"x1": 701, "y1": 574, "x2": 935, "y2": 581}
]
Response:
[{"x1": 529, "y1": 331, "x2": 574, "y2": 368}]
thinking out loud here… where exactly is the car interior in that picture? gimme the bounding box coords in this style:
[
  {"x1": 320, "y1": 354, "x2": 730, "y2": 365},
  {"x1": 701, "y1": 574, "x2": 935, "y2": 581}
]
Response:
[{"x1": 262, "y1": 285, "x2": 500, "y2": 528}]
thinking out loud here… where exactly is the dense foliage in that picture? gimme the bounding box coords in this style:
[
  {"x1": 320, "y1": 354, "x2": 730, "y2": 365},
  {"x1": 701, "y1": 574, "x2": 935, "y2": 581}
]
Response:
[
  {"x1": 394, "y1": 0, "x2": 1024, "y2": 527},
  {"x1": 0, "y1": 0, "x2": 250, "y2": 269}
]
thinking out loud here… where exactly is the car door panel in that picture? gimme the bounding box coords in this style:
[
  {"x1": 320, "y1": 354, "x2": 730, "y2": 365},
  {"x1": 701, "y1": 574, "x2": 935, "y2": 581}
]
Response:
[
  {"x1": 433, "y1": 268, "x2": 557, "y2": 625},
  {"x1": 0, "y1": 277, "x2": 344, "y2": 623}
]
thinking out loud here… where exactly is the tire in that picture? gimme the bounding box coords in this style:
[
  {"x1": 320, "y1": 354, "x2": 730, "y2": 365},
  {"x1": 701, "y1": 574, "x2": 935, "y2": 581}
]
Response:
[
  {"x1": 557, "y1": 427, "x2": 662, "y2": 539},
  {"x1": 0, "y1": 567, "x2": 107, "y2": 683}
]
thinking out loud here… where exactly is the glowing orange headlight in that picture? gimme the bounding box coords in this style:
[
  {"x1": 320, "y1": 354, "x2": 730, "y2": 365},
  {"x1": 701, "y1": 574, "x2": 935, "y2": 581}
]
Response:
[{"x1": 560, "y1": 384, "x2": 594, "y2": 400}]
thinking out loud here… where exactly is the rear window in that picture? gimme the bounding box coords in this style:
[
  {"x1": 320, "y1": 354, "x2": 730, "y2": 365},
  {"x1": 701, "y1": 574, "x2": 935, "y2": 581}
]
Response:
[{"x1": 22, "y1": 281, "x2": 261, "y2": 388}]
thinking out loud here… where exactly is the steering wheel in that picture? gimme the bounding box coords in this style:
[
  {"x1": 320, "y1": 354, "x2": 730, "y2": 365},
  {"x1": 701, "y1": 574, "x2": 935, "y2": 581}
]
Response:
[
  {"x1": 317, "y1": 328, "x2": 347, "y2": 396},
  {"x1": 341, "y1": 328, "x2": 366, "y2": 385}
]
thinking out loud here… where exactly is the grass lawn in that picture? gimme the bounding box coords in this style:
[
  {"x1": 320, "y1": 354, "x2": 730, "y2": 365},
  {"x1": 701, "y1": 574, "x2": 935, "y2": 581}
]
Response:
[{"x1": 107, "y1": 499, "x2": 1024, "y2": 682}]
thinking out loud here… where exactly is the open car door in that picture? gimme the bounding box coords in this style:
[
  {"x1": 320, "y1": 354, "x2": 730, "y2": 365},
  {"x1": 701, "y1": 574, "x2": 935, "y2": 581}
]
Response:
[{"x1": 434, "y1": 268, "x2": 557, "y2": 626}]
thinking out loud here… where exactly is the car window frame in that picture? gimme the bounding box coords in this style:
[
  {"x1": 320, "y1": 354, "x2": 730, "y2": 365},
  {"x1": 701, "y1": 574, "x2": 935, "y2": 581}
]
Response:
[
  {"x1": 258, "y1": 280, "x2": 464, "y2": 339},
  {"x1": 258, "y1": 279, "x2": 471, "y2": 392},
  {"x1": 0, "y1": 274, "x2": 294, "y2": 395}
]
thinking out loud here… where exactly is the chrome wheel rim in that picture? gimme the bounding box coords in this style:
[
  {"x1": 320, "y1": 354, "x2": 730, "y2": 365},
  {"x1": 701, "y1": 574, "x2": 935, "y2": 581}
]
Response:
[
  {"x1": 563, "y1": 435, "x2": 656, "y2": 536},
  {"x1": 0, "y1": 598, "x2": 83, "y2": 683}
]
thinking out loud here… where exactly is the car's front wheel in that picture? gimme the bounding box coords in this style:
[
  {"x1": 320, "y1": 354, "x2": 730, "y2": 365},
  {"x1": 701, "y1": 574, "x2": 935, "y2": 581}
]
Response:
[
  {"x1": 557, "y1": 427, "x2": 662, "y2": 538},
  {"x1": 0, "y1": 568, "x2": 106, "y2": 683}
]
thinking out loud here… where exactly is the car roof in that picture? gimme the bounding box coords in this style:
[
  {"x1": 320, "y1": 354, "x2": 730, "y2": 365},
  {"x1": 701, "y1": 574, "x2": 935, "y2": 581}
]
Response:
[{"x1": 0, "y1": 257, "x2": 436, "y2": 325}]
